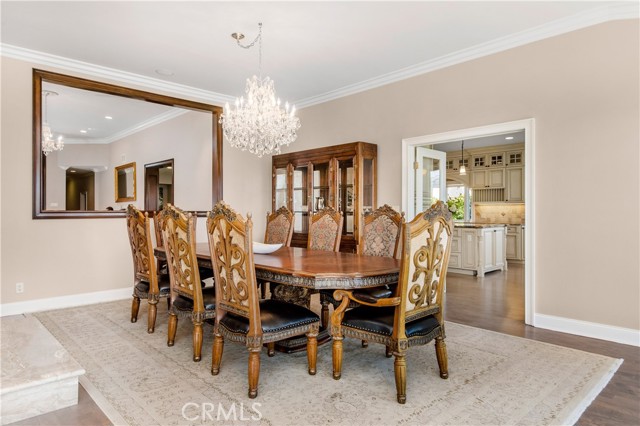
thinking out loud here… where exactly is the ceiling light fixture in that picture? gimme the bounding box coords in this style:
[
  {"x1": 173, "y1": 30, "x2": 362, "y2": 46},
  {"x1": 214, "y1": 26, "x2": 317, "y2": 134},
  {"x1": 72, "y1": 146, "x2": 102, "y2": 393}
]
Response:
[
  {"x1": 41, "y1": 90, "x2": 64, "y2": 156},
  {"x1": 220, "y1": 23, "x2": 300, "y2": 157},
  {"x1": 105, "y1": 116, "x2": 113, "y2": 120},
  {"x1": 505, "y1": 136, "x2": 514, "y2": 140},
  {"x1": 459, "y1": 140, "x2": 466, "y2": 176}
]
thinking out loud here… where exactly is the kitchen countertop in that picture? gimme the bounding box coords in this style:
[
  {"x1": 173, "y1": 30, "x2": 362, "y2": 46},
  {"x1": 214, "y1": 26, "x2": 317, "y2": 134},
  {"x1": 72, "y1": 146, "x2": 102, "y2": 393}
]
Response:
[{"x1": 453, "y1": 222, "x2": 507, "y2": 229}]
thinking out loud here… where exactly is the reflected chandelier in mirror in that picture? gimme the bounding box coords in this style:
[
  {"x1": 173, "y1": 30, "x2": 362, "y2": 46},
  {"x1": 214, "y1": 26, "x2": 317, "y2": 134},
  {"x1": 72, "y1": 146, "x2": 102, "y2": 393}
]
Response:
[{"x1": 32, "y1": 69, "x2": 223, "y2": 218}]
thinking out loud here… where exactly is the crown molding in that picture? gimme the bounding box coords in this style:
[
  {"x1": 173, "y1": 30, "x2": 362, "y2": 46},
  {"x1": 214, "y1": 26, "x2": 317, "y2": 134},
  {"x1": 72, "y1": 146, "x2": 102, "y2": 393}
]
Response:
[
  {"x1": 0, "y1": 44, "x2": 234, "y2": 106},
  {"x1": 295, "y1": 2, "x2": 639, "y2": 108}
]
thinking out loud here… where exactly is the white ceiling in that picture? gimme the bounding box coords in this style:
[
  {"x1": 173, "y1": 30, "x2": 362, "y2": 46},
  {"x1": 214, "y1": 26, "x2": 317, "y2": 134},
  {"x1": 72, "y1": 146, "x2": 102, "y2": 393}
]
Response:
[
  {"x1": 2, "y1": 1, "x2": 634, "y2": 108},
  {"x1": 3, "y1": 1, "x2": 636, "y2": 145}
]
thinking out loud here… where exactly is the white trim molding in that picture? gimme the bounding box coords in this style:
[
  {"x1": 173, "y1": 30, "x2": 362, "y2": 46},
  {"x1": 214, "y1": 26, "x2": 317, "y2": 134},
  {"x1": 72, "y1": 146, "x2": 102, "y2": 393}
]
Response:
[
  {"x1": 402, "y1": 118, "x2": 536, "y2": 325},
  {"x1": 0, "y1": 287, "x2": 131, "y2": 317},
  {"x1": 534, "y1": 314, "x2": 640, "y2": 347},
  {"x1": 296, "y1": 2, "x2": 639, "y2": 108},
  {"x1": 0, "y1": 44, "x2": 235, "y2": 106}
]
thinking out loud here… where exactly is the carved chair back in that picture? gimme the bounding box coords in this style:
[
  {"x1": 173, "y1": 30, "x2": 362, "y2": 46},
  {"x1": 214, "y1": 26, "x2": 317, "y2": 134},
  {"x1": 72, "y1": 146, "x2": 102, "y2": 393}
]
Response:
[
  {"x1": 359, "y1": 204, "x2": 404, "y2": 258},
  {"x1": 160, "y1": 204, "x2": 205, "y2": 312},
  {"x1": 308, "y1": 206, "x2": 344, "y2": 252},
  {"x1": 126, "y1": 205, "x2": 158, "y2": 293},
  {"x1": 394, "y1": 201, "x2": 453, "y2": 338},
  {"x1": 264, "y1": 206, "x2": 294, "y2": 246},
  {"x1": 207, "y1": 202, "x2": 262, "y2": 336}
]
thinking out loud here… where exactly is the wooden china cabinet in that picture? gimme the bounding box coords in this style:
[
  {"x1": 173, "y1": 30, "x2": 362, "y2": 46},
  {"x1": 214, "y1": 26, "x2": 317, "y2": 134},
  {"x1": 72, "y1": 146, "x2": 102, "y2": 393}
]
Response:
[{"x1": 272, "y1": 142, "x2": 377, "y2": 253}]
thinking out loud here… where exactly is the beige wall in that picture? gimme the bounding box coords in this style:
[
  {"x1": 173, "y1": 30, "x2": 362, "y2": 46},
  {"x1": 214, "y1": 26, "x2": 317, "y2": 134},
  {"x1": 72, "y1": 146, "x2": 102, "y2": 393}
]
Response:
[
  {"x1": 0, "y1": 56, "x2": 271, "y2": 304},
  {"x1": 291, "y1": 20, "x2": 640, "y2": 330},
  {"x1": 1, "y1": 20, "x2": 638, "y2": 333}
]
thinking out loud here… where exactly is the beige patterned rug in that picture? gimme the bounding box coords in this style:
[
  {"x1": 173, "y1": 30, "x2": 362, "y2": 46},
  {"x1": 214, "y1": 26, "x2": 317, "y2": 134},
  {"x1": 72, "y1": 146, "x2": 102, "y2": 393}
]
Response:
[{"x1": 34, "y1": 300, "x2": 621, "y2": 426}]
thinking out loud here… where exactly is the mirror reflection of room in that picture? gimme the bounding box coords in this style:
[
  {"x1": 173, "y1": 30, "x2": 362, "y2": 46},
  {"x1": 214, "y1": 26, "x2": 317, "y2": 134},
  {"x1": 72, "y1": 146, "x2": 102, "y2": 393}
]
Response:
[
  {"x1": 41, "y1": 79, "x2": 213, "y2": 213},
  {"x1": 144, "y1": 160, "x2": 174, "y2": 211}
]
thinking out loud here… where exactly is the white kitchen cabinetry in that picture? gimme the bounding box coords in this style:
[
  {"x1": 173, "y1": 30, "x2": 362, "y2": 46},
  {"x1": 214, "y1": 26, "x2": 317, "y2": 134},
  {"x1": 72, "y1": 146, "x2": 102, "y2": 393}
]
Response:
[
  {"x1": 506, "y1": 225, "x2": 524, "y2": 261},
  {"x1": 505, "y1": 167, "x2": 524, "y2": 202},
  {"x1": 471, "y1": 169, "x2": 505, "y2": 189},
  {"x1": 448, "y1": 224, "x2": 507, "y2": 277}
]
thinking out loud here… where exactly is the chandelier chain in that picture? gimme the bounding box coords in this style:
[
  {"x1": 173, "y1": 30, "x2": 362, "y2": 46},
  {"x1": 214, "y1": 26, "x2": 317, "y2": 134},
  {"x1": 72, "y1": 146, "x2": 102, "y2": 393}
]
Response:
[{"x1": 235, "y1": 22, "x2": 263, "y2": 79}]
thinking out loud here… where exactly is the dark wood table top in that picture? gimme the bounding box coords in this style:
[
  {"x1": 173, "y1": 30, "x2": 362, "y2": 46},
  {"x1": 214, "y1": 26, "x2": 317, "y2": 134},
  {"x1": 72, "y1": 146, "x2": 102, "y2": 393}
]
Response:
[{"x1": 156, "y1": 243, "x2": 400, "y2": 290}]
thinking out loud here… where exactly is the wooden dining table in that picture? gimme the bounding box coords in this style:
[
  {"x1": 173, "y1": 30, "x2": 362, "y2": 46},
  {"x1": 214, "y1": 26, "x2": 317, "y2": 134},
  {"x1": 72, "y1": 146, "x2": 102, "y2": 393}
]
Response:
[{"x1": 154, "y1": 243, "x2": 400, "y2": 351}]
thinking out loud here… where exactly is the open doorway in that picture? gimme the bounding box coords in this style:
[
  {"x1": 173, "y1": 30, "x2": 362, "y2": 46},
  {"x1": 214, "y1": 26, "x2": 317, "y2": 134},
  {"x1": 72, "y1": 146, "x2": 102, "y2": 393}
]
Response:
[
  {"x1": 402, "y1": 118, "x2": 535, "y2": 325},
  {"x1": 144, "y1": 159, "x2": 174, "y2": 211},
  {"x1": 65, "y1": 167, "x2": 95, "y2": 210}
]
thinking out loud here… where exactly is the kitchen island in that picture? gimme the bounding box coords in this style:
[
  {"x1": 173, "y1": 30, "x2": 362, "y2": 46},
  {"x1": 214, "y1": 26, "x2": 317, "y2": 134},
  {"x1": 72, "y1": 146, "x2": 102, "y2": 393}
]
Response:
[{"x1": 448, "y1": 223, "x2": 507, "y2": 277}]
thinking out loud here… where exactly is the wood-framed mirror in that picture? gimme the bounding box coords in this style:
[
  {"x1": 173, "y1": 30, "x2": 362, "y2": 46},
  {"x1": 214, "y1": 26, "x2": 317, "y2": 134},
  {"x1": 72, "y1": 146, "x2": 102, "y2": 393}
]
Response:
[
  {"x1": 33, "y1": 69, "x2": 223, "y2": 218},
  {"x1": 114, "y1": 162, "x2": 136, "y2": 202}
]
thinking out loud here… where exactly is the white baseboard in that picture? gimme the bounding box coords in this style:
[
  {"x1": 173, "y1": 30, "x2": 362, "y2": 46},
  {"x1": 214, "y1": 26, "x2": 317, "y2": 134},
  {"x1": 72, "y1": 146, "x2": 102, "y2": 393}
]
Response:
[
  {"x1": 0, "y1": 287, "x2": 131, "y2": 317},
  {"x1": 534, "y1": 313, "x2": 640, "y2": 347}
]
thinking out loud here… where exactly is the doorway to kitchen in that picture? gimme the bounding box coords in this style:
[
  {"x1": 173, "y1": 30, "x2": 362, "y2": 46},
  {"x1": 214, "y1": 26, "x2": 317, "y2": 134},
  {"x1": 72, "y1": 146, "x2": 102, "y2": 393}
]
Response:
[{"x1": 402, "y1": 118, "x2": 535, "y2": 325}]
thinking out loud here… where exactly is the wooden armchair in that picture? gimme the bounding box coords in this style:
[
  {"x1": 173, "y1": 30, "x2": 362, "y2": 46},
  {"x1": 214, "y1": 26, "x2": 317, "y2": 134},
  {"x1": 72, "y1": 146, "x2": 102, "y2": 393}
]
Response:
[
  {"x1": 260, "y1": 206, "x2": 294, "y2": 298},
  {"x1": 160, "y1": 204, "x2": 216, "y2": 362},
  {"x1": 330, "y1": 201, "x2": 453, "y2": 404},
  {"x1": 126, "y1": 205, "x2": 171, "y2": 333},
  {"x1": 207, "y1": 202, "x2": 320, "y2": 399},
  {"x1": 321, "y1": 204, "x2": 404, "y2": 348}
]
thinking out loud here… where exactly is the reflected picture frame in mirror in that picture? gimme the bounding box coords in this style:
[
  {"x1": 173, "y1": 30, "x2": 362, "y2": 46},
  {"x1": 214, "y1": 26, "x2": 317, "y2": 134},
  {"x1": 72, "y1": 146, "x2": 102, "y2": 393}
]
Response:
[
  {"x1": 32, "y1": 69, "x2": 223, "y2": 219},
  {"x1": 115, "y1": 162, "x2": 136, "y2": 202}
]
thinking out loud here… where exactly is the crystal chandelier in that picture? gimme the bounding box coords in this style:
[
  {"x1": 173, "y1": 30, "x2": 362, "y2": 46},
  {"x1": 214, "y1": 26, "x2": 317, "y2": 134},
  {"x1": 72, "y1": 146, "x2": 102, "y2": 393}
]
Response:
[
  {"x1": 220, "y1": 23, "x2": 300, "y2": 157},
  {"x1": 42, "y1": 90, "x2": 64, "y2": 156}
]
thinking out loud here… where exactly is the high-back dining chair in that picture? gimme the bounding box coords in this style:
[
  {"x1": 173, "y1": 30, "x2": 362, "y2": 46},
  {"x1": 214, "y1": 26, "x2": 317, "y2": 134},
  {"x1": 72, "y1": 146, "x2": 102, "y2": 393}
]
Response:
[
  {"x1": 321, "y1": 204, "x2": 405, "y2": 347},
  {"x1": 161, "y1": 204, "x2": 216, "y2": 362},
  {"x1": 207, "y1": 202, "x2": 320, "y2": 399},
  {"x1": 308, "y1": 206, "x2": 343, "y2": 252},
  {"x1": 309, "y1": 206, "x2": 344, "y2": 327},
  {"x1": 126, "y1": 205, "x2": 171, "y2": 333},
  {"x1": 260, "y1": 207, "x2": 295, "y2": 298},
  {"x1": 330, "y1": 201, "x2": 453, "y2": 404}
]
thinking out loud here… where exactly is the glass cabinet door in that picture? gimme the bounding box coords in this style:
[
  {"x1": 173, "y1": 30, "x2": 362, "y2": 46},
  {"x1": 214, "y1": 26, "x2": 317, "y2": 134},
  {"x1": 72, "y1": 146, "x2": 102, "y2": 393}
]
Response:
[
  {"x1": 292, "y1": 165, "x2": 309, "y2": 233},
  {"x1": 337, "y1": 159, "x2": 355, "y2": 235},
  {"x1": 311, "y1": 162, "x2": 330, "y2": 213},
  {"x1": 362, "y1": 157, "x2": 375, "y2": 214},
  {"x1": 274, "y1": 167, "x2": 288, "y2": 210}
]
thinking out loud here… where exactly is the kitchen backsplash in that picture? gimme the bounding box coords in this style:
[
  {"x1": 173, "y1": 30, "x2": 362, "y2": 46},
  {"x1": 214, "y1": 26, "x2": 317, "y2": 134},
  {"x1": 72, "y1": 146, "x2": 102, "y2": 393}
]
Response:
[{"x1": 474, "y1": 203, "x2": 525, "y2": 224}]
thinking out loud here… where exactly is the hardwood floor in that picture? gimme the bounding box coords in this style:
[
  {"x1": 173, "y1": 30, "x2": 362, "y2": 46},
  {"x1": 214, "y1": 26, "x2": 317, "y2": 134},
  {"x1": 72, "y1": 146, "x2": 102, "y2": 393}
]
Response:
[
  {"x1": 445, "y1": 263, "x2": 640, "y2": 426},
  {"x1": 19, "y1": 263, "x2": 639, "y2": 425}
]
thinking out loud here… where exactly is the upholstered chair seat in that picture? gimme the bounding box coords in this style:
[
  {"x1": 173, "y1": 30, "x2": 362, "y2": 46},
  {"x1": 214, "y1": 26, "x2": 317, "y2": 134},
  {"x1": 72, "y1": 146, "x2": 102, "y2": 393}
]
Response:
[
  {"x1": 215, "y1": 299, "x2": 319, "y2": 337},
  {"x1": 171, "y1": 287, "x2": 217, "y2": 315},
  {"x1": 322, "y1": 285, "x2": 395, "y2": 308},
  {"x1": 341, "y1": 306, "x2": 440, "y2": 339}
]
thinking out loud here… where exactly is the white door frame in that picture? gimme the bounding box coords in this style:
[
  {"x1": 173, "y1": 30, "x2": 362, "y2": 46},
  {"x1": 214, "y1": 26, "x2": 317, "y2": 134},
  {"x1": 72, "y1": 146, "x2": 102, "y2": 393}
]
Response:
[
  {"x1": 409, "y1": 146, "x2": 447, "y2": 219},
  {"x1": 401, "y1": 118, "x2": 535, "y2": 325}
]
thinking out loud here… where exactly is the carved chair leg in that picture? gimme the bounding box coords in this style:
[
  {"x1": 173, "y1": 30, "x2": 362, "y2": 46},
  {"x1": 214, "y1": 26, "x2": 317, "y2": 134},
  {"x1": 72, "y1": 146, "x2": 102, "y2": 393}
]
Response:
[
  {"x1": 267, "y1": 342, "x2": 275, "y2": 357},
  {"x1": 435, "y1": 336, "x2": 449, "y2": 379},
  {"x1": 394, "y1": 352, "x2": 407, "y2": 404},
  {"x1": 321, "y1": 299, "x2": 330, "y2": 329},
  {"x1": 361, "y1": 340, "x2": 369, "y2": 348},
  {"x1": 307, "y1": 328, "x2": 319, "y2": 375},
  {"x1": 192, "y1": 321, "x2": 203, "y2": 362},
  {"x1": 147, "y1": 300, "x2": 158, "y2": 333},
  {"x1": 385, "y1": 345, "x2": 393, "y2": 358},
  {"x1": 332, "y1": 335, "x2": 343, "y2": 380},
  {"x1": 211, "y1": 332, "x2": 224, "y2": 375},
  {"x1": 248, "y1": 347, "x2": 261, "y2": 399},
  {"x1": 131, "y1": 296, "x2": 140, "y2": 323},
  {"x1": 167, "y1": 313, "x2": 178, "y2": 346}
]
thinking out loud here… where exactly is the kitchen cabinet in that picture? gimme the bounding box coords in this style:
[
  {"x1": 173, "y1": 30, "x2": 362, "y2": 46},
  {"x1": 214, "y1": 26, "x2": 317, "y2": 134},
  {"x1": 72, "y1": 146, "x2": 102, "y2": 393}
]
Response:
[
  {"x1": 472, "y1": 152, "x2": 505, "y2": 169},
  {"x1": 471, "y1": 169, "x2": 505, "y2": 189},
  {"x1": 506, "y1": 224, "x2": 524, "y2": 261},
  {"x1": 505, "y1": 167, "x2": 524, "y2": 202},
  {"x1": 447, "y1": 224, "x2": 507, "y2": 277},
  {"x1": 506, "y1": 150, "x2": 524, "y2": 167},
  {"x1": 272, "y1": 141, "x2": 377, "y2": 253}
]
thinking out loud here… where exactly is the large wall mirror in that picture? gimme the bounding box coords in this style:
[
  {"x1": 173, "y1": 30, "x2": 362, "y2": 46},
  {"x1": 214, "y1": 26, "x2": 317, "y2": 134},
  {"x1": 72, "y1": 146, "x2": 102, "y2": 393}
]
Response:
[{"x1": 33, "y1": 69, "x2": 223, "y2": 218}]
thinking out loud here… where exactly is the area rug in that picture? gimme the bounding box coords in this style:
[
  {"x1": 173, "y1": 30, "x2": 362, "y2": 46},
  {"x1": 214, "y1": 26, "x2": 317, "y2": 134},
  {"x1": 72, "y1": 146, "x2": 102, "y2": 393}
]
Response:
[{"x1": 34, "y1": 300, "x2": 621, "y2": 426}]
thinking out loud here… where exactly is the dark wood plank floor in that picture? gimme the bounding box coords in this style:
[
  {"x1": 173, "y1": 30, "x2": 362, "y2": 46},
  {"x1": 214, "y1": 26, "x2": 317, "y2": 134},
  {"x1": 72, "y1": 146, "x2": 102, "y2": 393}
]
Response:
[{"x1": 18, "y1": 263, "x2": 639, "y2": 425}]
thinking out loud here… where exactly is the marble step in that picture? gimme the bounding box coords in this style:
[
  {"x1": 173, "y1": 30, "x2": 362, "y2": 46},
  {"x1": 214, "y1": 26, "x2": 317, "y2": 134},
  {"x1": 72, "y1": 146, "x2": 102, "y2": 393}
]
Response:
[{"x1": 1, "y1": 315, "x2": 85, "y2": 425}]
